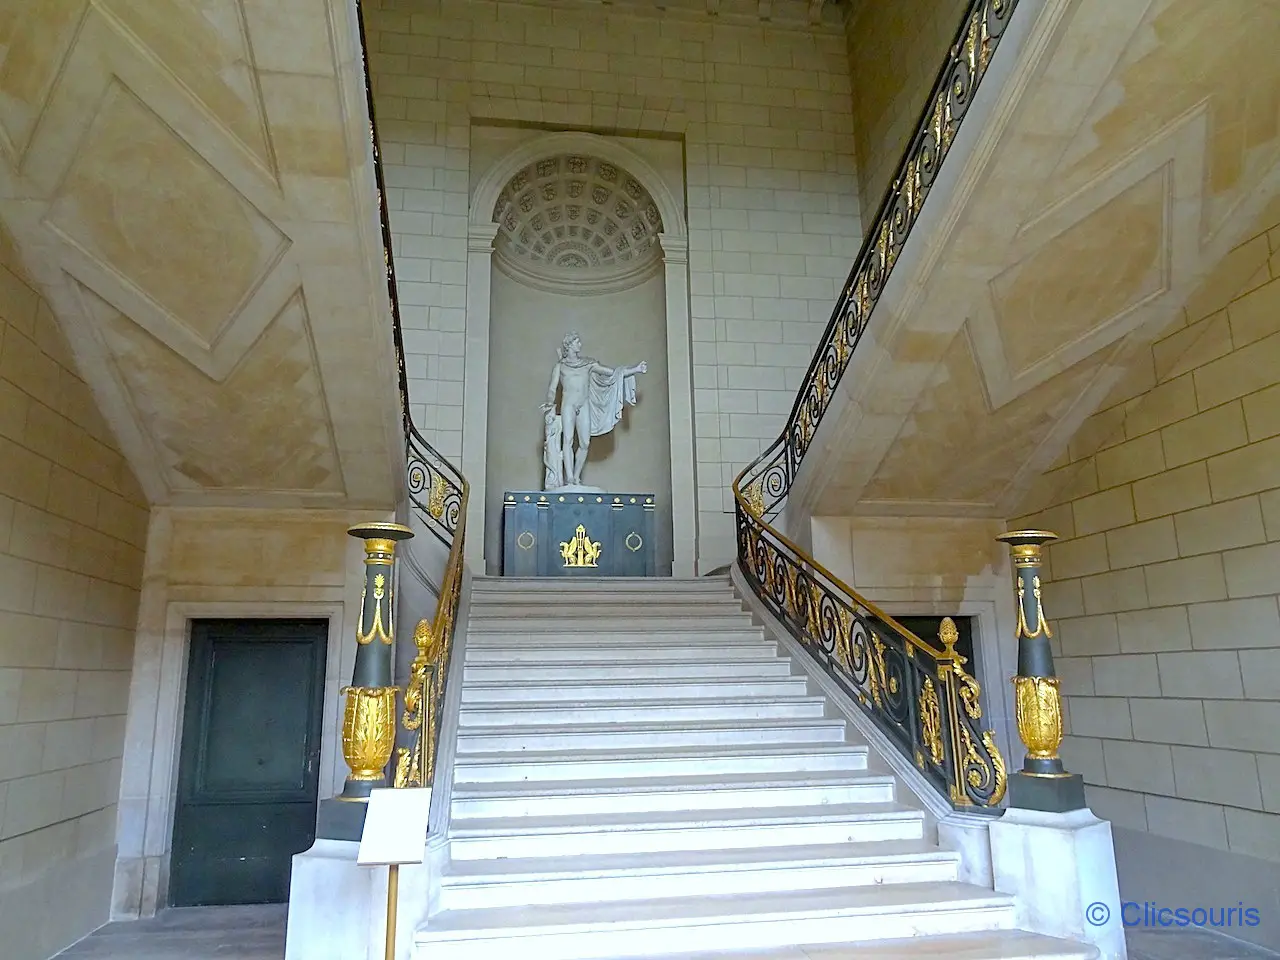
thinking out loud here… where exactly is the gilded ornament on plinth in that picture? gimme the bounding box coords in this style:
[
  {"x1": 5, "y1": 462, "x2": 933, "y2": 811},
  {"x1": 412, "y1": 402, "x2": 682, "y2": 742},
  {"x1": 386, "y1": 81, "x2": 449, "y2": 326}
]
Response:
[{"x1": 560, "y1": 524, "x2": 601, "y2": 568}]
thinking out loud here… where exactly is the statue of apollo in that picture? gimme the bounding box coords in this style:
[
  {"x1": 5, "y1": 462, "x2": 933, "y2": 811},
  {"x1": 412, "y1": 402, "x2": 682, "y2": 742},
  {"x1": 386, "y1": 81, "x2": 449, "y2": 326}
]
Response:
[{"x1": 540, "y1": 331, "x2": 647, "y2": 491}]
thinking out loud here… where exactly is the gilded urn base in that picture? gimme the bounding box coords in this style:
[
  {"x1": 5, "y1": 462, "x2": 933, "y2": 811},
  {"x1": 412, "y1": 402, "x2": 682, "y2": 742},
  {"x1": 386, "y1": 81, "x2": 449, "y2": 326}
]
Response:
[
  {"x1": 339, "y1": 685, "x2": 398, "y2": 799},
  {"x1": 1009, "y1": 674, "x2": 1086, "y2": 811}
]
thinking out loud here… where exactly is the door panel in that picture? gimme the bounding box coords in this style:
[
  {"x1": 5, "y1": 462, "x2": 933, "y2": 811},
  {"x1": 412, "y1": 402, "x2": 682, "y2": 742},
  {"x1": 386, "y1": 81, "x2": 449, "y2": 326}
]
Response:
[{"x1": 170, "y1": 619, "x2": 328, "y2": 907}]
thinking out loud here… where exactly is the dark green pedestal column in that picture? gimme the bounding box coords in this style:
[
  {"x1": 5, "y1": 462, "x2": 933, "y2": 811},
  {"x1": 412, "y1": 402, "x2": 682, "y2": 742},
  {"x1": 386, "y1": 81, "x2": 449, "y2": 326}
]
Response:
[
  {"x1": 338, "y1": 522, "x2": 414, "y2": 801},
  {"x1": 997, "y1": 530, "x2": 1086, "y2": 813}
]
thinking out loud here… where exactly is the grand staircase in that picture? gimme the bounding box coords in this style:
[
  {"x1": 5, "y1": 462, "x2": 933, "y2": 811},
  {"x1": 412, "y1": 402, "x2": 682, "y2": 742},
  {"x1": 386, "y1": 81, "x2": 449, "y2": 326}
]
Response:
[{"x1": 415, "y1": 577, "x2": 1096, "y2": 960}]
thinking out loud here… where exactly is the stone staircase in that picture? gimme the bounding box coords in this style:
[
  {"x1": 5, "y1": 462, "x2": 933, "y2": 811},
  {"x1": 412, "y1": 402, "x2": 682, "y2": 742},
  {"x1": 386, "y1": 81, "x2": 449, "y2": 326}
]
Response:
[{"x1": 416, "y1": 577, "x2": 1095, "y2": 960}]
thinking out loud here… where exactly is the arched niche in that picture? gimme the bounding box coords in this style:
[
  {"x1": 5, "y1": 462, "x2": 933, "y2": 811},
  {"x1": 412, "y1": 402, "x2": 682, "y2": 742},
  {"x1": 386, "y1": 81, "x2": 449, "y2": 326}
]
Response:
[{"x1": 461, "y1": 132, "x2": 696, "y2": 577}]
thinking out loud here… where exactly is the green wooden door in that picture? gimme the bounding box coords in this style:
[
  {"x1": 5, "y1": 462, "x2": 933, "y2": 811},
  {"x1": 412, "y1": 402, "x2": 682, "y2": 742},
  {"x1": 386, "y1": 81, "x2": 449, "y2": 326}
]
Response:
[{"x1": 170, "y1": 619, "x2": 328, "y2": 907}]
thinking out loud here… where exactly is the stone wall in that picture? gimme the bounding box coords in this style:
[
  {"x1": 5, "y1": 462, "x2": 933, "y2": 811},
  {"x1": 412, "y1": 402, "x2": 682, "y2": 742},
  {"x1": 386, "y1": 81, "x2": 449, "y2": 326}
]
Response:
[
  {"x1": 843, "y1": 0, "x2": 969, "y2": 225},
  {"x1": 362, "y1": 0, "x2": 862, "y2": 567},
  {"x1": 0, "y1": 231, "x2": 149, "y2": 960},
  {"x1": 1014, "y1": 214, "x2": 1280, "y2": 944}
]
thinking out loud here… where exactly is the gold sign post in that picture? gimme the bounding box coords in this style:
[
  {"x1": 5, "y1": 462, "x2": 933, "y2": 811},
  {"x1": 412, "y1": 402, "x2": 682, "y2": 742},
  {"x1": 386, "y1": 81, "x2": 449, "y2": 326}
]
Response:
[{"x1": 996, "y1": 530, "x2": 1085, "y2": 811}]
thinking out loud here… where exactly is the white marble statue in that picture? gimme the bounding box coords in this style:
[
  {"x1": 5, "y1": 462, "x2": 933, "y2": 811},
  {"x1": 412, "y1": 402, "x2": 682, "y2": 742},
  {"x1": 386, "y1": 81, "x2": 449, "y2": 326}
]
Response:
[{"x1": 541, "y1": 331, "x2": 647, "y2": 491}]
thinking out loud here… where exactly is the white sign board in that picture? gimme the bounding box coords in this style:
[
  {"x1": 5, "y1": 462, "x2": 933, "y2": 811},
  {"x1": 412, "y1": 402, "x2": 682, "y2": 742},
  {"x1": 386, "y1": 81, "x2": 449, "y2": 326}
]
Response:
[{"x1": 357, "y1": 787, "x2": 433, "y2": 866}]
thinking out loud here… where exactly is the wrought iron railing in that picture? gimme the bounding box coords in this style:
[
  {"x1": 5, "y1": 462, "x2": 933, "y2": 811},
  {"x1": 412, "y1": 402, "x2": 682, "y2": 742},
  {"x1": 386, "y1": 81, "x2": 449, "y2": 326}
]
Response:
[
  {"x1": 405, "y1": 425, "x2": 466, "y2": 547},
  {"x1": 736, "y1": 511, "x2": 1006, "y2": 805},
  {"x1": 355, "y1": 0, "x2": 468, "y2": 789},
  {"x1": 733, "y1": 0, "x2": 1019, "y2": 808},
  {"x1": 396, "y1": 487, "x2": 467, "y2": 788}
]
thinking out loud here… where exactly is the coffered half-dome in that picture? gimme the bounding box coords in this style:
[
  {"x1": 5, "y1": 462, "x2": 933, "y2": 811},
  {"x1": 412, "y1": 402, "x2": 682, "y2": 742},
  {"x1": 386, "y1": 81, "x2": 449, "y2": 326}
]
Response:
[{"x1": 491, "y1": 154, "x2": 664, "y2": 294}]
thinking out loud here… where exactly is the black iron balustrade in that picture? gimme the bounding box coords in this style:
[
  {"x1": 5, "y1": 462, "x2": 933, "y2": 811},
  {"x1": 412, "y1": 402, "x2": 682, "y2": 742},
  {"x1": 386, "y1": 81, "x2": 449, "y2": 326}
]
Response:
[
  {"x1": 354, "y1": 0, "x2": 469, "y2": 790},
  {"x1": 405, "y1": 426, "x2": 466, "y2": 546},
  {"x1": 733, "y1": 0, "x2": 1021, "y2": 809},
  {"x1": 735, "y1": 503, "x2": 1006, "y2": 806},
  {"x1": 352, "y1": 0, "x2": 1021, "y2": 797},
  {"x1": 751, "y1": 0, "x2": 1017, "y2": 492}
]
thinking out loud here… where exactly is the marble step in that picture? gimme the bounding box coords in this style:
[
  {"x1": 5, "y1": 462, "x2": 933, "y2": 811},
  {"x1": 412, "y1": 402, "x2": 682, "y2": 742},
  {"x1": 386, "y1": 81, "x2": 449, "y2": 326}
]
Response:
[
  {"x1": 415, "y1": 881, "x2": 1016, "y2": 960},
  {"x1": 437, "y1": 839, "x2": 959, "y2": 910},
  {"x1": 460, "y1": 676, "x2": 811, "y2": 704},
  {"x1": 470, "y1": 599, "x2": 743, "y2": 614},
  {"x1": 451, "y1": 772, "x2": 898, "y2": 819},
  {"x1": 448, "y1": 802, "x2": 925, "y2": 859},
  {"x1": 454, "y1": 717, "x2": 851, "y2": 753},
  {"x1": 458, "y1": 694, "x2": 831, "y2": 727},
  {"x1": 464, "y1": 643, "x2": 777, "y2": 664},
  {"x1": 472, "y1": 577, "x2": 733, "y2": 596},
  {"x1": 464, "y1": 635, "x2": 773, "y2": 658},
  {"x1": 472, "y1": 597, "x2": 746, "y2": 614},
  {"x1": 466, "y1": 615, "x2": 756, "y2": 632},
  {"x1": 452, "y1": 743, "x2": 868, "y2": 782},
  {"x1": 574, "y1": 931, "x2": 1099, "y2": 960},
  {"x1": 462, "y1": 658, "x2": 794, "y2": 682}
]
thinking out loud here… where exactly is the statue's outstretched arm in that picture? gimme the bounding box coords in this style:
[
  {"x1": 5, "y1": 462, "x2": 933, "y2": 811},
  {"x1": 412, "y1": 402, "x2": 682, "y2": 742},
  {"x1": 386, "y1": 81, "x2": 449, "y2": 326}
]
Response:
[
  {"x1": 592, "y1": 360, "x2": 647, "y2": 377},
  {"x1": 543, "y1": 363, "x2": 560, "y2": 408}
]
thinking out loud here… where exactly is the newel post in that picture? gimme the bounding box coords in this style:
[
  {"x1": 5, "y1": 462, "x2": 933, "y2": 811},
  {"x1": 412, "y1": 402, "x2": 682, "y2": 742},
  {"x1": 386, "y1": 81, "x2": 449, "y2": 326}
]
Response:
[
  {"x1": 996, "y1": 529, "x2": 1086, "y2": 811},
  {"x1": 989, "y1": 531, "x2": 1127, "y2": 959},
  {"x1": 339, "y1": 522, "x2": 414, "y2": 800}
]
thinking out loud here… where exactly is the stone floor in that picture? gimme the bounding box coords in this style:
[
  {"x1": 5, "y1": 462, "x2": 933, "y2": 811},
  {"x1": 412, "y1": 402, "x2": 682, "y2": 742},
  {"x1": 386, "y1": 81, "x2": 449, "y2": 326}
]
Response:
[
  {"x1": 53, "y1": 905, "x2": 286, "y2": 960},
  {"x1": 51, "y1": 905, "x2": 1280, "y2": 960}
]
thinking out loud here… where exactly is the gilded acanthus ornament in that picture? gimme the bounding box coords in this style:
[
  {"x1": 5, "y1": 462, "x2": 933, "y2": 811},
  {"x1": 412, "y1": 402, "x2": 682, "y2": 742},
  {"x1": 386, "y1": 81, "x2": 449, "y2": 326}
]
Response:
[
  {"x1": 1013, "y1": 675, "x2": 1063, "y2": 760},
  {"x1": 341, "y1": 686, "x2": 398, "y2": 781}
]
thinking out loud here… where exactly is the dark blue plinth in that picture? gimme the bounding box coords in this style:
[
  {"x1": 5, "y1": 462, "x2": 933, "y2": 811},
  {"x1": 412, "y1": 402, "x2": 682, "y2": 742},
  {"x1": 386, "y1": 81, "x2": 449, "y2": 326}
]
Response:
[{"x1": 502, "y1": 491, "x2": 656, "y2": 577}]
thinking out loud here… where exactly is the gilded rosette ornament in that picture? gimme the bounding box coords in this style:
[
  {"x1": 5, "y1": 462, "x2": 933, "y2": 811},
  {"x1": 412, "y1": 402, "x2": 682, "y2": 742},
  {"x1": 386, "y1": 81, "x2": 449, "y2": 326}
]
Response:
[{"x1": 340, "y1": 522, "x2": 413, "y2": 800}]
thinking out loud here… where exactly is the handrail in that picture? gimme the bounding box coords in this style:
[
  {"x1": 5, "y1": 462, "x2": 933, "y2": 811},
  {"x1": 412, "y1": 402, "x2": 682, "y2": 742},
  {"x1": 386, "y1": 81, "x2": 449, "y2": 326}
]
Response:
[
  {"x1": 395, "y1": 485, "x2": 468, "y2": 788},
  {"x1": 355, "y1": 0, "x2": 468, "y2": 788},
  {"x1": 732, "y1": 0, "x2": 1019, "y2": 808},
  {"x1": 356, "y1": 0, "x2": 465, "y2": 550}
]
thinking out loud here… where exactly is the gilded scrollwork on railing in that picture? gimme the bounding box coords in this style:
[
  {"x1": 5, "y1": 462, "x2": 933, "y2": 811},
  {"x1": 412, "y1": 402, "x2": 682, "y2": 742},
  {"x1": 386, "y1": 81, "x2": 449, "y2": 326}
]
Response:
[
  {"x1": 737, "y1": 0, "x2": 1018, "y2": 506},
  {"x1": 406, "y1": 431, "x2": 465, "y2": 544},
  {"x1": 395, "y1": 485, "x2": 468, "y2": 789},
  {"x1": 918, "y1": 678, "x2": 944, "y2": 767},
  {"x1": 729, "y1": 0, "x2": 1018, "y2": 809},
  {"x1": 734, "y1": 502, "x2": 1006, "y2": 807}
]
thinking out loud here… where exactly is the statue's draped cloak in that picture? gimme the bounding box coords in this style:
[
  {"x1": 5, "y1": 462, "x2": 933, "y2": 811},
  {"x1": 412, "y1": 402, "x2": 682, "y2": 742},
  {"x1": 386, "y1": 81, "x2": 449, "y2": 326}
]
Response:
[{"x1": 563, "y1": 357, "x2": 637, "y2": 437}]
